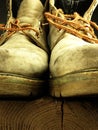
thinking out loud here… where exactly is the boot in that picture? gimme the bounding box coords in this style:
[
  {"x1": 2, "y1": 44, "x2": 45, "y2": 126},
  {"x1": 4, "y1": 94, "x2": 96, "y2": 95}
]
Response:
[
  {"x1": 0, "y1": 0, "x2": 49, "y2": 97},
  {"x1": 45, "y1": 0, "x2": 98, "y2": 97}
]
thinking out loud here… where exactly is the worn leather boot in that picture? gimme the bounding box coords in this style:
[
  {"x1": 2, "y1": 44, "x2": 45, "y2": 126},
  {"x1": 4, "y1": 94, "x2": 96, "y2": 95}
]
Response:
[
  {"x1": 45, "y1": 0, "x2": 98, "y2": 97},
  {"x1": 0, "y1": 0, "x2": 49, "y2": 97}
]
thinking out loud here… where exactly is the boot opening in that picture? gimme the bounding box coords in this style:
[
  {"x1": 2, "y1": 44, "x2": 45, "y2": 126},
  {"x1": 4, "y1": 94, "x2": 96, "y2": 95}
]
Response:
[
  {"x1": 91, "y1": 6, "x2": 98, "y2": 37},
  {"x1": 12, "y1": 0, "x2": 22, "y2": 18},
  {"x1": 40, "y1": 0, "x2": 46, "y2": 5},
  {"x1": 0, "y1": 0, "x2": 7, "y2": 34},
  {"x1": 55, "y1": 0, "x2": 92, "y2": 16}
]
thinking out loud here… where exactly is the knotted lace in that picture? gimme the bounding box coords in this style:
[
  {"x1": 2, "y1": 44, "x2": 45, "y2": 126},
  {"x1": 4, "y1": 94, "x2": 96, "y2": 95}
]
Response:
[
  {"x1": 0, "y1": 18, "x2": 39, "y2": 45},
  {"x1": 45, "y1": 11, "x2": 98, "y2": 44},
  {"x1": 0, "y1": 18, "x2": 39, "y2": 37}
]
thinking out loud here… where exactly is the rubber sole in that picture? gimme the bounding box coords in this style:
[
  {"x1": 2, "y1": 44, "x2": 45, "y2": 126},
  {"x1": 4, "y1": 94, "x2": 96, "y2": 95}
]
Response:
[
  {"x1": 50, "y1": 70, "x2": 98, "y2": 97},
  {"x1": 0, "y1": 73, "x2": 47, "y2": 97}
]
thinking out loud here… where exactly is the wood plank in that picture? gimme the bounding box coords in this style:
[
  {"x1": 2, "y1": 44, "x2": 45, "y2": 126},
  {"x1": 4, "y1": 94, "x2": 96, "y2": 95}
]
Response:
[
  {"x1": 0, "y1": 97, "x2": 98, "y2": 130},
  {"x1": 0, "y1": 97, "x2": 62, "y2": 130},
  {"x1": 63, "y1": 97, "x2": 98, "y2": 130}
]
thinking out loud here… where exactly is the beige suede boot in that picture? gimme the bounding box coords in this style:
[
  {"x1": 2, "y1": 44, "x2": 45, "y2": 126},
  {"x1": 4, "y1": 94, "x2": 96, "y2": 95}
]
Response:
[
  {"x1": 45, "y1": 0, "x2": 98, "y2": 97},
  {"x1": 0, "y1": 0, "x2": 49, "y2": 97}
]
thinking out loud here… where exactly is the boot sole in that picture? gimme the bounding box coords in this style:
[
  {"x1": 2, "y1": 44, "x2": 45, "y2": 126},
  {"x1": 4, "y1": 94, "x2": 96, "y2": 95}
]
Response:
[
  {"x1": 50, "y1": 70, "x2": 98, "y2": 97},
  {"x1": 0, "y1": 73, "x2": 47, "y2": 97}
]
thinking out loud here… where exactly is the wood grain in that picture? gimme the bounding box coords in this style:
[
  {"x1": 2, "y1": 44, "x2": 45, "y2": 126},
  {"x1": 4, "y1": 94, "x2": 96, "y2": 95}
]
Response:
[
  {"x1": 0, "y1": 97, "x2": 98, "y2": 130},
  {"x1": 0, "y1": 97, "x2": 62, "y2": 130},
  {"x1": 63, "y1": 97, "x2": 98, "y2": 130}
]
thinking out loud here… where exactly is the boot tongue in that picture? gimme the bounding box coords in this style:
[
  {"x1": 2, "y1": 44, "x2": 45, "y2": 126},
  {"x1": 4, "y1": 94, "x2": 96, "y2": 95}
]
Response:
[
  {"x1": 16, "y1": 0, "x2": 48, "y2": 52},
  {"x1": 17, "y1": 0, "x2": 44, "y2": 23},
  {"x1": 12, "y1": 0, "x2": 46, "y2": 18}
]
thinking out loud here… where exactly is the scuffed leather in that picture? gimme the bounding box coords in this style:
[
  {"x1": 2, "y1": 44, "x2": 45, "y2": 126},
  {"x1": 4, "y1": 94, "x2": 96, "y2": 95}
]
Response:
[{"x1": 50, "y1": 33, "x2": 98, "y2": 77}]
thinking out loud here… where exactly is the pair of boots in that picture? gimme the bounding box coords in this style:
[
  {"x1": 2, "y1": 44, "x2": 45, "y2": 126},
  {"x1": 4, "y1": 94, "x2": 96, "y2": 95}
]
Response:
[{"x1": 0, "y1": 0, "x2": 98, "y2": 97}]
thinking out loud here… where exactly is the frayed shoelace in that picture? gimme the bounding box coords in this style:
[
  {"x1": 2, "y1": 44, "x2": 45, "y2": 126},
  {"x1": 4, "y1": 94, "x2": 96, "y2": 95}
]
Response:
[{"x1": 45, "y1": 11, "x2": 98, "y2": 44}]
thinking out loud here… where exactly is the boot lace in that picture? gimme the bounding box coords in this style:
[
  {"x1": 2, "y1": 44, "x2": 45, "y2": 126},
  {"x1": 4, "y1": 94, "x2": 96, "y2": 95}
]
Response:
[
  {"x1": 0, "y1": 18, "x2": 39, "y2": 44},
  {"x1": 45, "y1": 10, "x2": 98, "y2": 44}
]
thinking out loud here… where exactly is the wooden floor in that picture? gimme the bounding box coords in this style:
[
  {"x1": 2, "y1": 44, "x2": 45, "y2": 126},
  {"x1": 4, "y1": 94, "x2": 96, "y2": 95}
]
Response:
[{"x1": 0, "y1": 96, "x2": 98, "y2": 130}]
